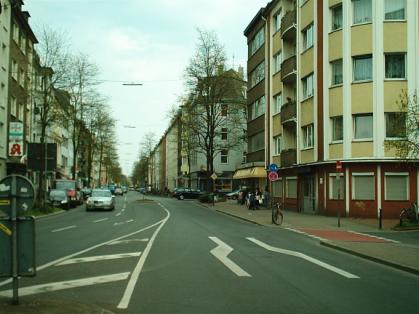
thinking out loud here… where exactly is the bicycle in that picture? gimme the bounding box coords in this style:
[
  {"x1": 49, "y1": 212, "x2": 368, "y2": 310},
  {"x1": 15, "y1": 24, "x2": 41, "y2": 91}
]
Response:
[
  {"x1": 272, "y1": 202, "x2": 284, "y2": 225},
  {"x1": 399, "y1": 202, "x2": 418, "y2": 225}
]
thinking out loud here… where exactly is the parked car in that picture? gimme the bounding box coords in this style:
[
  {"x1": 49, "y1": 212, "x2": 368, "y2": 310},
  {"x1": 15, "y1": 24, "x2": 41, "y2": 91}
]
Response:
[
  {"x1": 86, "y1": 189, "x2": 115, "y2": 211},
  {"x1": 81, "y1": 187, "x2": 92, "y2": 200},
  {"x1": 48, "y1": 189, "x2": 70, "y2": 209},
  {"x1": 176, "y1": 188, "x2": 202, "y2": 200},
  {"x1": 121, "y1": 186, "x2": 128, "y2": 194},
  {"x1": 226, "y1": 187, "x2": 248, "y2": 200},
  {"x1": 114, "y1": 187, "x2": 123, "y2": 195},
  {"x1": 172, "y1": 187, "x2": 186, "y2": 198}
]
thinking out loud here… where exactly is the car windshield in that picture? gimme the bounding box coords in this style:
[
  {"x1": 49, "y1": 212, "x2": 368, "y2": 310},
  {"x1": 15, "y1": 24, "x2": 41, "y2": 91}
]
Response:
[{"x1": 91, "y1": 190, "x2": 112, "y2": 198}]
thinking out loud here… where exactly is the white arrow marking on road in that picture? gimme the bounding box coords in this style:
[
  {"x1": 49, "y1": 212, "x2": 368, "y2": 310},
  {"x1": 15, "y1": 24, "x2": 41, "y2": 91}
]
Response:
[
  {"x1": 0, "y1": 272, "x2": 130, "y2": 297},
  {"x1": 93, "y1": 218, "x2": 109, "y2": 223},
  {"x1": 247, "y1": 237, "x2": 359, "y2": 279},
  {"x1": 209, "y1": 237, "x2": 251, "y2": 277},
  {"x1": 55, "y1": 252, "x2": 142, "y2": 266},
  {"x1": 51, "y1": 225, "x2": 76, "y2": 233},
  {"x1": 107, "y1": 238, "x2": 149, "y2": 245}
]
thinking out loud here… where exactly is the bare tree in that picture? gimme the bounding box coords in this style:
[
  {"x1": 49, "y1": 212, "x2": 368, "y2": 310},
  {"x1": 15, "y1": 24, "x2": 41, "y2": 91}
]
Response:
[
  {"x1": 183, "y1": 29, "x2": 246, "y2": 191},
  {"x1": 385, "y1": 90, "x2": 419, "y2": 160}
]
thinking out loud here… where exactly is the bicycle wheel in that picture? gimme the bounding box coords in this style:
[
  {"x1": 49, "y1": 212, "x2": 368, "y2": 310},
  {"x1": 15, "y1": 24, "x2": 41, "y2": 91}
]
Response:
[{"x1": 273, "y1": 209, "x2": 283, "y2": 225}]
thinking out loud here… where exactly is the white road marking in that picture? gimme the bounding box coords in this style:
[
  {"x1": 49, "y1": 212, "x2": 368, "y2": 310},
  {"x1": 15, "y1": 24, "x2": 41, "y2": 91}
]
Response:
[
  {"x1": 0, "y1": 219, "x2": 166, "y2": 288},
  {"x1": 348, "y1": 230, "x2": 400, "y2": 243},
  {"x1": 0, "y1": 273, "x2": 130, "y2": 297},
  {"x1": 93, "y1": 218, "x2": 109, "y2": 223},
  {"x1": 247, "y1": 237, "x2": 359, "y2": 279},
  {"x1": 114, "y1": 219, "x2": 134, "y2": 226},
  {"x1": 284, "y1": 227, "x2": 326, "y2": 242},
  {"x1": 51, "y1": 225, "x2": 76, "y2": 233},
  {"x1": 56, "y1": 252, "x2": 142, "y2": 266},
  {"x1": 117, "y1": 203, "x2": 170, "y2": 309},
  {"x1": 107, "y1": 238, "x2": 149, "y2": 245},
  {"x1": 116, "y1": 212, "x2": 122, "y2": 217},
  {"x1": 209, "y1": 237, "x2": 251, "y2": 277}
]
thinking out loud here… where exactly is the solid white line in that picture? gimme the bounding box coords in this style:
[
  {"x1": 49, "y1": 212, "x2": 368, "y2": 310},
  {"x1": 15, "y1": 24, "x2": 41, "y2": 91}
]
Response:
[
  {"x1": 93, "y1": 218, "x2": 109, "y2": 223},
  {"x1": 56, "y1": 252, "x2": 142, "y2": 266},
  {"x1": 0, "y1": 273, "x2": 130, "y2": 297},
  {"x1": 247, "y1": 237, "x2": 359, "y2": 279},
  {"x1": 0, "y1": 219, "x2": 165, "y2": 288},
  {"x1": 284, "y1": 227, "x2": 327, "y2": 242},
  {"x1": 107, "y1": 238, "x2": 149, "y2": 245},
  {"x1": 348, "y1": 230, "x2": 400, "y2": 243},
  {"x1": 51, "y1": 225, "x2": 76, "y2": 233},
  {"x1": 209, "y1": 237, "x2": 251, "y2": 277},
  {"x1": 117, "y1": 203, "x2": 170, "y2": 309}
]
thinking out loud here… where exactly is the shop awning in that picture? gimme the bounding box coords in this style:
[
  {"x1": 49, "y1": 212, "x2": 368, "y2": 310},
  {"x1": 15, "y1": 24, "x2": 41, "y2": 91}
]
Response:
[{"x1": 233, "y1": 167, "x2": 266, "y2": 179}]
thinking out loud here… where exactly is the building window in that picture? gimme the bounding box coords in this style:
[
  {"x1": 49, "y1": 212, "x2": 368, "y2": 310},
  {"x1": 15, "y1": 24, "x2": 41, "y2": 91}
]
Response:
[
  {"x1": 221, "y1": 104, "x2": 228, "y2": 116},
  {"x1": 286, "y1": 177, "x2": 297, "y2": 198},
  {"x1": 273, "y1": 179, "x2": 283, "y2": 197},
  {"x1": 242, "y1": 152, "x2": 247, "y2": 164},
  {"x1": 249, "y1": 131, "x2": 265, "y2": 153},
  {"x1": 221, "y1": 128, "x2": 228, "y2": 140},
  {"x1": 353, "y1": 55, "x2": 372, "y2": 81},
  {"x1": 353, "y1": 114, "x2": 373, "y2": 140},
  {"x1": 302, "y1": 73, "x2": 314, "y2": 99},
  {"x1": 249, "y1": 61, "x2": 265, "y2": 88},
  {"x1": 302, "y1": 124, "x2": 314, "y2": 148},
  {"x1": 331, "y1": 4, "x2": 343, "y2": 31},
  {"x1": 250, "y1": 27, "x2": 265, "y2": 56},
  {"x1": 384, "y1": 0, "x2": 405, "y2": 20},
  {"x1": 273, "y1": 93, "x2": 282, "y2": 114},
  {"x1": 352, "y1": 173, "x2": 375, "y2": 200},
  {"x1": 20, "y1": 35, "x2": 26, "y2": 54},
  {"x1": 12, "y1": 23, "x2": 19, "y2": 43},
  {"x1": 331, "y1": 116, "x2": 343, "y2": 142},
  {"x1": 274, "y1": 11, "x2": 282, "y2": 32},
  {"x1": 302, "y1": 24, "x2": 314, "y2": 50},
  {"x1": 352, "y1": 0, "x2": 372, "y2": 25},
  {"x1": 385, "y1": 173, "x2": 409, "y2": 200},
  {"x1": 19, "y1": 68, "x2": 25, "y2": 87},
  {"x1": 331, "y1": 59, "x2": 343, "y2": 85},
  {"x1": 273, "y1": 135, "x2": 281, "y2": 155},
  {"x1": 251, "y1": 96, "x2": 265, "y2": 120},
  {"x1": 18, "y1": 103, "x2": 24, "y2": 121},
  {"x1": 385, "y1": 53, "x2": 406, "y2": 79},
  {"x1": 385, "y1": 112, "x2": 406, "y2": 138},
  {"x1": 220, "y1": 149, "x2": 228, "y2": 164},
  {"x1": 11, "y1": 59, "x2": 18, "y2": 81},
  {"x1": 10, "y1": 97, "x2": 17, "y2": 117},
  {"x1": 273, "y1": 51, "x2": 282, "y2": 73},
  {"x1": 329, "y1": 173, "x2": 344, "y2": 200}
]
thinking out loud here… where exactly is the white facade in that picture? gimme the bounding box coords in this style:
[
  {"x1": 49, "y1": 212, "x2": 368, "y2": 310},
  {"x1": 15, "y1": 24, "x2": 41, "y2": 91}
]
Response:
[
  {"x1": 165, "y1": 121, "x2": 179, "y2": 191},
  {"x1": 0, "y1": 0, "x2": 11, "y2": 179}
]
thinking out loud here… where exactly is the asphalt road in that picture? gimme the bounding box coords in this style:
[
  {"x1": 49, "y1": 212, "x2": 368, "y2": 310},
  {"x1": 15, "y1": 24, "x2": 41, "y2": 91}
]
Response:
[{"x1": 0, "y1": 192, "x2": 418, "y2": 314}]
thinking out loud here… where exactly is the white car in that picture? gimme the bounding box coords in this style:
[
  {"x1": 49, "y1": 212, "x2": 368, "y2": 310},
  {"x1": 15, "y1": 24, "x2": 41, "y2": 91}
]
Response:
[{"x1": 86, "y1": 189, "x2": 115, "y2": 211}]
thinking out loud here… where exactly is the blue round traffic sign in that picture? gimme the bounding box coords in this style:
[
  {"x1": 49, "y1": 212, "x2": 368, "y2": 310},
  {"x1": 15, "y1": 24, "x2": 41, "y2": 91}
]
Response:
[{"x1": 269, "y1": 163, "x2": 278, "y2": 172}]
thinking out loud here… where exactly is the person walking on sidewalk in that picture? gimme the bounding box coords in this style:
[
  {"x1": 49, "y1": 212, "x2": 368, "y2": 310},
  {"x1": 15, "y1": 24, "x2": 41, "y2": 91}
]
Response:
[{"x1": 255, "y1": 188, "x2": 262, "y2": 210}]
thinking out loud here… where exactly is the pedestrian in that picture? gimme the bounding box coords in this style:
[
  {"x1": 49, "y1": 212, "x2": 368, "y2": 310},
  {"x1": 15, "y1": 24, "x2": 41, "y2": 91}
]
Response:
[
  {"x1": 255, "y1": 188, "x2": 262, "y2": 209},
  {"x1": 263, "y1": 186, "x2": 270, "y2": 208}
]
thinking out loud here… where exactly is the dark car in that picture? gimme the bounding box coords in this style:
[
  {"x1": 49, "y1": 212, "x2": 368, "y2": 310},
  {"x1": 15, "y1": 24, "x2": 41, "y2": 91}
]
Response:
[
  {"x1": 48, "y1": 189, "x2": 70, "y2": 209},
  {"x1": 176, "y1": 188, "x2": 202, "y2": 200},
  {"x1": 81, "y1": 187, "x2": 92, "y2": 200}
]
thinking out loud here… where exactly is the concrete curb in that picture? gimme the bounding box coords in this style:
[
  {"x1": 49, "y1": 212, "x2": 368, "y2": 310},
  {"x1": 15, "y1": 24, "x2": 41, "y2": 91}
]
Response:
[
  {"x1": 320, "y1": 241, "x2": 419, "y2": 276},
  {"x1": 33, "y1": 209, "x2": 66, "y2": 220},
  {"x1": 214, "y1": 209, "x2": 265, "y2": 226}
]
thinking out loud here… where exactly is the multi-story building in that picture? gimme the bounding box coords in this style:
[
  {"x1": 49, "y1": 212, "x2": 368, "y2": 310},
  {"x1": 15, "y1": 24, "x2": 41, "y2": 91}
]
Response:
[
  {"x1": 0, "y1": 0, "x2": 11, "y2": 179},
  {"x1": 165, "y1": 112, "x2": 181, "y2": 191},
  {"x1": 245, "y1": 0, "x2": 419, "y2": 218}
]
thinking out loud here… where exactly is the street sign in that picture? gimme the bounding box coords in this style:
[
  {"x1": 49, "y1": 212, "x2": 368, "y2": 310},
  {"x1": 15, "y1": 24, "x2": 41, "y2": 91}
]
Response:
[
  {"x1": 210, "y1": 173, "x2": 218, "y2": 181},
  {"x1": 336, "y1": 160, "x2": 343, "y2": 172},
  {"x1": 268, "y1": 171, "x2": 278, "y2": 182},
  {"x1": 27, "y1": 143, "x2": 57, "y2": 171},
  {"x1": 0, "y1": 217, "x2": 36, "y2": 277},
  {"x1": 0, "y1": 175, "x2": 35, "y2": 216},
  {"x1": 269, "y1": 163, "x2": 278, "y2": 172}
]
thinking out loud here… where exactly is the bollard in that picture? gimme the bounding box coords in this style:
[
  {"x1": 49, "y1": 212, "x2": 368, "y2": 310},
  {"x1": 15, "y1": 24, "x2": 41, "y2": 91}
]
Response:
[
  {"x1": 379, "y1": 208, "x2": 382, "y2": 230},
  {"x1": 337, "y1": 208, "x2": 341, "y2": 228}
]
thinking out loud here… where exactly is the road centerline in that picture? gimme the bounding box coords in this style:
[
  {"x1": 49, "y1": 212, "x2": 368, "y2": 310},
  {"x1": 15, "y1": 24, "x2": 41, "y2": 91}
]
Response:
[
  {"x1": 93, "y1": 218, "x2": 109, "y2": 223},
  {"x1": 51, "y1": 225, "x2": 77, "y2": 233}
]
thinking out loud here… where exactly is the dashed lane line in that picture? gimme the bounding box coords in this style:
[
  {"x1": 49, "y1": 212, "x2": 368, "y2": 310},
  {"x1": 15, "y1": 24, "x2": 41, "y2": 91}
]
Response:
[
  {"x1": 107, "y1": 239, "x2": 149, "y2": 245},
  {"x1": 93, "y1": 218, "x2": 109, "y2": 223},
  {"x1": 51, "y1": 225, "x2": 77, "y2": 233},
  {"x1": 56, "y1": 252, "x2": 142, "y2": 266},
  {"x1": 247, "y1": 237, "x2": 360, "y2": 279},
  {"x1": 0, "y1": 273, "x2": 130, "y2": 297}
]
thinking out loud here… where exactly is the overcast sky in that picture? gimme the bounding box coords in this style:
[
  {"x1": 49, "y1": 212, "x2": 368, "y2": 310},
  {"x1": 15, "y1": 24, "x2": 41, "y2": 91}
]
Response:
[{"x1": 25, "y1": 0, "x2": 267, "y2": 176}]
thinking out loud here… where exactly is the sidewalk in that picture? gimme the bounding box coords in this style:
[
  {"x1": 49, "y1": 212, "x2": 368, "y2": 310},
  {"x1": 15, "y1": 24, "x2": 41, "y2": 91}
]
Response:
[{"x1": 207, "y1": 200, "x2": 419, "y2": 276}]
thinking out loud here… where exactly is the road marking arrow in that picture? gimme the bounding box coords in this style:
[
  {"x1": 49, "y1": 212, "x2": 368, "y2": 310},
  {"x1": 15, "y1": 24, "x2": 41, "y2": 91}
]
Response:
[
  {"x1": 55, "y1": 252, "x2": 142, "y2": 266},
  {"x1": 247, "y1": 237, "x2": 359, "y2": 279},
  {"x1": 0, "y1": 272, "x2": 130, "y2": 297},
  {"x1": 209, "y1": 237, "x2": 251, "y2": 277}
]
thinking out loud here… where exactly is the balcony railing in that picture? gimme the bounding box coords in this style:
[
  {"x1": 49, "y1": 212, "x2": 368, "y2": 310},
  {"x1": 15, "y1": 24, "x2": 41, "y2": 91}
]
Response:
[
  {"x1": 281, "y1": 55, "x2": 296, "y2": 83},
  {"x1": 280, "y1": 149, "x2": 297, "y2": 167},
  {"x1": 281, "y1": 100, "x2": 296, "y2": 124},
  {"x1": 281, "y1": 10, "x2": 296, "y2": 41}
]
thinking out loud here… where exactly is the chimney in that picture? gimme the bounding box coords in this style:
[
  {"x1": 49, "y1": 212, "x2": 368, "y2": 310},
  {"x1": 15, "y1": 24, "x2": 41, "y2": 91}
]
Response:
[{"x1": 238, "y1": 66, "x2": 244, "y2": 79}]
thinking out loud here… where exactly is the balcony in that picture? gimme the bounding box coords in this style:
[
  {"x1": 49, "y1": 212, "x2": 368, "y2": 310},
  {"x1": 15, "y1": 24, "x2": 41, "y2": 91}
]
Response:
[
  {"x1": 280, "y1": 149, "x2": 297, "y2": 167},
  {"x1": 281, "y1": 10, "x2": 296, "y2": 42},
  {"x1": 281, "y1": 100, "x2": 296, "y2": 124},
  {"x1": 281, "y1": 56, "x2": 296, "y2": 83}
]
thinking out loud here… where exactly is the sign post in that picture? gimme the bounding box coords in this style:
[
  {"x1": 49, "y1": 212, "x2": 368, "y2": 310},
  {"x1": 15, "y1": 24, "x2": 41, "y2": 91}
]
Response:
[
  {"x1": 336, "y1": 161, "x2": 343, "y2": 228},
  {"x1": 210, "y1": 173, "x2": 217, "y2": 206}
]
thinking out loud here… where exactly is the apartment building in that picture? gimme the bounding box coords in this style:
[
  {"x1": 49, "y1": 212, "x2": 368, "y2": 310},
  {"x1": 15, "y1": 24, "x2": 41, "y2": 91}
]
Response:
[
  {"x1": 165, "y1": 113, "x2": 181, "y2": 191},
  {"x1": 0, "y1": 0, "x2": 11, "y2": 179},
  {"x1": 245, "y1": 0, "x2": 419, "y2": 218}
]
